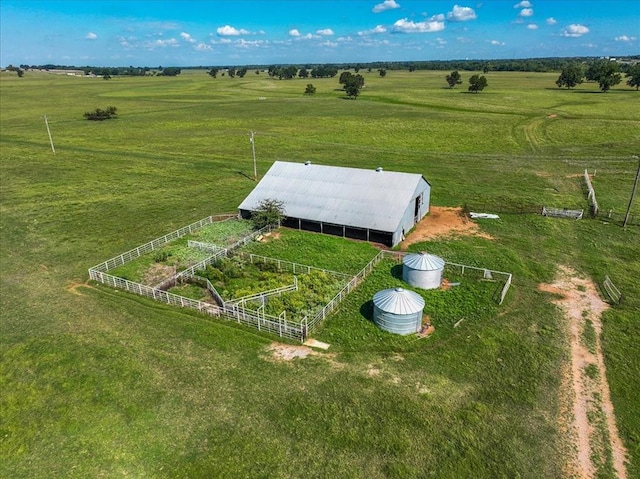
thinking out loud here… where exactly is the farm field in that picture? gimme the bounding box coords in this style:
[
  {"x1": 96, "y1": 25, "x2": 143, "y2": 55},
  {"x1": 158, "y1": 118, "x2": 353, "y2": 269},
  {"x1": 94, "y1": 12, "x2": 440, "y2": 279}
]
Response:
[{"x1": 1, "y1": 69, "x2": 639, "y2": 478}]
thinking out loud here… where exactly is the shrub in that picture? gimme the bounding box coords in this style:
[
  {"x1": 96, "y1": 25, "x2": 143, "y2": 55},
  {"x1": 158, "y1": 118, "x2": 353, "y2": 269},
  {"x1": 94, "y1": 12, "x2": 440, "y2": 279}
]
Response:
[{"x1": 84, "y1": 106, "x2": 117, "y2": 121}]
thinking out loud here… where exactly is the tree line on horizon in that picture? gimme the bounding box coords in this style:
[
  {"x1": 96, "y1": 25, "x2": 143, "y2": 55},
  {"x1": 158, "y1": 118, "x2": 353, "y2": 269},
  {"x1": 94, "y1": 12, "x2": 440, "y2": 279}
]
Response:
[{"x1": 8, "y1": 55, "x2": 638, "y2": 78}]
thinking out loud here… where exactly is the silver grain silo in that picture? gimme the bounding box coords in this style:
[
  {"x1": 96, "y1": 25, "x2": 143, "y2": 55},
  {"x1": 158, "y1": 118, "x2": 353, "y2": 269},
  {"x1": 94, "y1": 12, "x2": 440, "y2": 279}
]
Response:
[
  {"x1": 372, "y1": 287, "x2": 425, "y2": 335},
  {"x1": 402, "y1": 252, "x2": 445, "y2": 290}
]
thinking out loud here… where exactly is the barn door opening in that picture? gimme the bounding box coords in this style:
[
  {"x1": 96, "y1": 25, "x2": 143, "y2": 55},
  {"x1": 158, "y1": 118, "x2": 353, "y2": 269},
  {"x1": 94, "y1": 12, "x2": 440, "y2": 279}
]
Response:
[{"x1": 414, "y1": 195, "x2": 422, "y2": 223}]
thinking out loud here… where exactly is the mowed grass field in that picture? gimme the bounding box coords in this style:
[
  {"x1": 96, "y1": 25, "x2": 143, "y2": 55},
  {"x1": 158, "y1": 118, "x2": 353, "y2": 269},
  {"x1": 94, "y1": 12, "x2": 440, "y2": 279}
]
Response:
[{"x1": 1, "y1": 69, "x2": 639, "y2": 478}]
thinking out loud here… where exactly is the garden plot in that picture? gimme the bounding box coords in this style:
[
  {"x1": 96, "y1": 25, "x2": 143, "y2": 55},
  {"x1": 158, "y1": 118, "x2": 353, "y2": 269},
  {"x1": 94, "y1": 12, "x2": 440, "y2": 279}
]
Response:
[
  {"x1": 109, "y1": 219, "x2": 255, "y2": 285},
  {"x1": 173, "y1": 255, "x2": 349, "y2": 323}
]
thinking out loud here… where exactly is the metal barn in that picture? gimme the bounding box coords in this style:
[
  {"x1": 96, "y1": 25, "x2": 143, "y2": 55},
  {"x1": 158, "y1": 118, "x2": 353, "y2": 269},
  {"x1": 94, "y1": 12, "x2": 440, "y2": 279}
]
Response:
[{"x1": 238, "y1": 161, "x2": 431, "y2": 247}]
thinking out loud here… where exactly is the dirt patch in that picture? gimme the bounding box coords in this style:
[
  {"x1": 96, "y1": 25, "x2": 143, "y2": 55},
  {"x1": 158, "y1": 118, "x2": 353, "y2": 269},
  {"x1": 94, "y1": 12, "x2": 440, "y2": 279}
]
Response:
[
  {"x1": 143, "y1": 263, "x2": 176, "y2": 286},
  {"x1": 266, "y1": 342, "x2": 316, "y2": 361},
  {"x1": 539, "y1": 266, "x2": 627, "y2": 479},
  {"x1": 400, "y1": 206, "x2": 493, "y2": 249},
  {"x1": 260, "y1": 231, "x2": 281, "y2": 242},
  {"x1": 66, "y1": 280, "x2": 94, "y2": 295}
]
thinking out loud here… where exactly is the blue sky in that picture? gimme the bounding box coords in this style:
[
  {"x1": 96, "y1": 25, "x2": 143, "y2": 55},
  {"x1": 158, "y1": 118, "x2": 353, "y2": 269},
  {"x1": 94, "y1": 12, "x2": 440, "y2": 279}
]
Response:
[{"x1": 1, "y1": 1, "x2": 638, "y2": 67}]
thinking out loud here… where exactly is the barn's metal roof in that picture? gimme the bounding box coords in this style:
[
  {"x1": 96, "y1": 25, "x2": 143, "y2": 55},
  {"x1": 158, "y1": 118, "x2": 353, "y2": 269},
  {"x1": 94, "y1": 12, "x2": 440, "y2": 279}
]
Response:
[
  {"x1": 403, "y1": 252, "x2": 445, "y2": 271},
  {"x1": 373, "y1": 287, "x2": 425, "y2": 315},
  {"x1": 238, "y1": 161, "x2": 429, "y2": 233}
]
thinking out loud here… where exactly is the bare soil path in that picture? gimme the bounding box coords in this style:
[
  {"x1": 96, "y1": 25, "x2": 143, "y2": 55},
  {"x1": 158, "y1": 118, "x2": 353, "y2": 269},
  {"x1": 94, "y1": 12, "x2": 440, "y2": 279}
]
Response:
[
  {"x1": 400, "y1": 206, "x2": 493, "y2": 250},
  {"x1": 539, "y1": 266, "x2": 628, "y2": 479}
]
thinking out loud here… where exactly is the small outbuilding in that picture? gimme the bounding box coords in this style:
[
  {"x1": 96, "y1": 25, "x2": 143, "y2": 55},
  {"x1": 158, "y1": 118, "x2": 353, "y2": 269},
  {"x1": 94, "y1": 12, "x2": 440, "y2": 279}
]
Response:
[
  {"x1": 372, "y1": 287, "x2": 425, "y2": 335},
  {"x1": 402, "y1": 252, "x2": 445, "y2": 290},
  {"x1": 238, "y1": 161, "x2": 431, "y2": 247}
]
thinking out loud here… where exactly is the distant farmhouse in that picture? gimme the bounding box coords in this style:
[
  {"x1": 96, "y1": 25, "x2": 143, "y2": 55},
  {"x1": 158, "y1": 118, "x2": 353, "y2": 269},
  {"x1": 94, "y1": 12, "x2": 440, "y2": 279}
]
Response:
[{"x1": 239, "y1": 161, "x2": 431, "y2": 247}]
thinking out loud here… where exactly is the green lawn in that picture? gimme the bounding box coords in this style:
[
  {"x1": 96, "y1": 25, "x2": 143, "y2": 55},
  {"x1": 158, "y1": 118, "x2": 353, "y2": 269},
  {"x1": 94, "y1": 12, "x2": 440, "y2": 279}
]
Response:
[{"x1": 1, "y1": 68, "x2": 639, "y2": 478}]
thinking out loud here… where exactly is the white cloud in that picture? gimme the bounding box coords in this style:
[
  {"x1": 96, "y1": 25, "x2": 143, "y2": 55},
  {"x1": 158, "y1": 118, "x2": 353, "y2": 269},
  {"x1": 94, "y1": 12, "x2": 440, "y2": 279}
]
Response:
[
  {"x1": 519, "y1": 8, "x2": 534, "y2": 17},
  {"x1": 514, "y1": 1, "x2": 532, "y2": 8},
  {"x1": 546, "y1": 17, "x2": 557, "y2": 25},
  {"x1": 615, "y1": 35, "x2": 636, "y2": 42},
  {"x1": 490, "y1": 40, "x2": 505, "y2": 46},
  {"x1": 289, "y1": 29, "x2": 301, "y2": 37},
  {"x1": 447, "y1": 5, "x2": 477, "y2": 22},
  {"x1": 85, "y1": 32, "x2": 97, "y2": 40},
  {"x1": 373, "y1": 0, "x2": 400, "y2": 13},
  {"x1": 393, "y1": 18, "x2": 445, "y2": 33},
  {"x1": 235, "y1": 39, "x2": 265, "y2": 49},
  {"x1": 144, "y1": 38, "x2": 179, "y2": 48},
  {"x1": 316, "y1": 28, "x2": 334, "y2": 36},
  {"x1": 180, "y1": 32, "x2": 196, "y2": 43},
  {"x1": 216, "y1": 25, "x2": 250, "y2": 36},
  {"x1": 527, "y1": 23, "x2": 538, "y2": 30},
  {"x1": 195, "y1": 42, "x2": 212, "y2": 51},
  {"x1": 321, "y1": 41, "x2": 338, "y2": 47},
  {"x1": 302, "y1": 33, "x2": 315, "y2": 39},
  {"x1": 358, "y1": 25, "x2": 387, "y2": 35},
  {"x1": 562, "y1": 24, "x2": 589, "y2": 38}
]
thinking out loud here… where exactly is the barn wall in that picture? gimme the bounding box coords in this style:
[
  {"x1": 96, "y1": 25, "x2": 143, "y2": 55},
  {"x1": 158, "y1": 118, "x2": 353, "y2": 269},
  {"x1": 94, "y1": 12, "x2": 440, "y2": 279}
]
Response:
[{"x1": 392, "y1": 179, "x2": 431, "y2": 246}]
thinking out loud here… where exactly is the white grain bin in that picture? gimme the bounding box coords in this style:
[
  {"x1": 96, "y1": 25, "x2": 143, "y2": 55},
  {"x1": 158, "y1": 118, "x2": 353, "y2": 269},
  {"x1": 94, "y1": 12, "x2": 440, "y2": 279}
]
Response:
[
  {"x1": 402, "y1": 252, "x2": 445, "y2": 290},
  {"x1": 372, "y1": 287, "x2": 425, "y2": 335}
]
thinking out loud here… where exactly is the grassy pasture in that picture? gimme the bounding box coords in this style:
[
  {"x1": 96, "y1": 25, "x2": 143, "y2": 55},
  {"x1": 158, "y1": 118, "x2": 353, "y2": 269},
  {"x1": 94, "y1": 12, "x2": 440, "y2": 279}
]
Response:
[{"x1": 1, "y1": 69, "x2": 639, "y2": 478}]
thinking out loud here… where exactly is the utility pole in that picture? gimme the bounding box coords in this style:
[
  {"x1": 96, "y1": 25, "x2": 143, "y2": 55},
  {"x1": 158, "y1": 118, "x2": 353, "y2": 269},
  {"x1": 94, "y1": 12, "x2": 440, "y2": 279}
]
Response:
[
  {"x1": 43, "y1": 115, "x2": 56, "y2": 155},
  {"x1": 623, "y1": 155, "x2": 640, "y2": 228},
  {"x1": 249, "y1": 131, "x2": 257, "y2": 181}
]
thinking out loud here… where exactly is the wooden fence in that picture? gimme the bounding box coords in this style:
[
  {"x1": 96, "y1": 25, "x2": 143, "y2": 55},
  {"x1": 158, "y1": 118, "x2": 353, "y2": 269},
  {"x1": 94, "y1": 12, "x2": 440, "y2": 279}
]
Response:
[
  {"x1": 584, "y1": 169, "x2": 599, "y2": 217},
  {"x1": 542, "y1": 207, "x2": 584, "y2": 220},
  {"x1": 603, "y1": 275, "x2": 622, "y2": 304}
]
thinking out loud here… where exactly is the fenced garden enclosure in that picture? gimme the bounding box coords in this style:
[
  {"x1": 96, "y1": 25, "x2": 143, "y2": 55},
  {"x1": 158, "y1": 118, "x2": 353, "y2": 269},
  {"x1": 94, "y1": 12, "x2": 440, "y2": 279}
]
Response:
[{"x1": 89, "y1": 217, "x2": 513, "y2": 342}]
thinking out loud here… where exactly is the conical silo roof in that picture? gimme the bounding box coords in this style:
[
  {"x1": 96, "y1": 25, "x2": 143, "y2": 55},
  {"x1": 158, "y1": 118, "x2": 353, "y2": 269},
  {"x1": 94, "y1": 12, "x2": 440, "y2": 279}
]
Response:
[
  {"x1": 373, "y1": 287, "x2": 425, "y2": 315},
  {"x1": 403, "y1": 252, "x2": 445, "y2": 271}
]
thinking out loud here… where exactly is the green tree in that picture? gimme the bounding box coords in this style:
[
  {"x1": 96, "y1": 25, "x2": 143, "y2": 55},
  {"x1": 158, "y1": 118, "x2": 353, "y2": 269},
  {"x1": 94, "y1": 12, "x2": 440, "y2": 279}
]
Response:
[
  {"x1": 592, "y1": 61, "x2": 621, "y2": 92},
  {"x1": 237, "y1": 67, "x2": 248, "y2": 78},
  {"x1": 378, "y1": 68, "x2": 387, "y2": 77},
  {"x1": 228, "y1": 67, "x2": 236, "y2": 78},
  {"x1": 445, "y1": 70, "x2": 462, "y2": 88},
  {"x1": 626, "y1": 63, "x2": 640, "y2": 90},
  {"x1": 207, "y1": 68, "x2": 219, "y2": 78},
  {"x1": 555, "y1": 63, "x2": 584, "y2": 89},
  {"x1": 251, "y1": 199, "x2": 286, "y2": 228},
  {"x1": 468, "y1": 74, "x2": 488, "y2": 93},
  {"x1": 339, "y1": 71, "x2": 352, "y2": 85},
  {"x1": 160, "y1": 67, "x2": 181, "y2": 76},
  {"x1": 304, "y1": 83, "x2": 316, "y2": 95},
  {"x1": 598, "y1": 72, "x2": 622, "y2": 92},
  {"x1": 298, "y1": 68, "x2": 309, "y2": 78}
]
